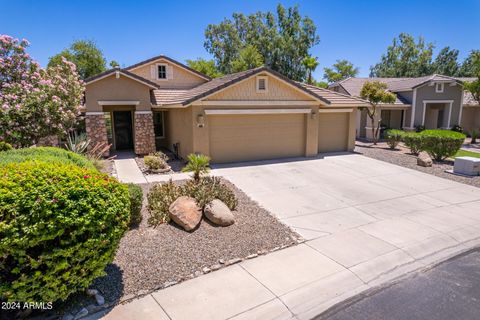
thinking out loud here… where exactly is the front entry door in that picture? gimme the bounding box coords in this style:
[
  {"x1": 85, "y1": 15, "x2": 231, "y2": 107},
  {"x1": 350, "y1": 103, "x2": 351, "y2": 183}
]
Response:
[{"x1": 113, "y1": 111, "x2": 133, "y2": 150}]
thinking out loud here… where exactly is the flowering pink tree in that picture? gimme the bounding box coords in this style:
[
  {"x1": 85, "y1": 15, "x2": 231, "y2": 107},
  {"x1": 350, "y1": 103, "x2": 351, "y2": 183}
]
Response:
[{"x1": 0, "y1": 35, "x2": 84, "y2": 147}]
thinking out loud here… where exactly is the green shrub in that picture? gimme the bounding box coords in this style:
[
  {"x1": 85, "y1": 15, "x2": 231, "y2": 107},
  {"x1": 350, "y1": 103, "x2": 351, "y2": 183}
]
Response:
[
  {"x1": 0, "y1": 147, "x2": 96, "y2": 170},
  {"x1": 182, "y1": 153, "x2": 211, "y2": 181},
  {"x1": 402, "y1": 132, "x2": 423, "y2": 155},
  {"x1": 147, "y1": 180, "x2": 181, "y2": 225},
  {"x1": 144, "y1": 155, "x2": 168, "y2": 171},
  {"x1": 384, "y1": 129, "x2": 404, "y2": 150},
  {"x1": 471, "y1": 130, "x2": 478, "y2": 144},
  {"x1": 150, "y1": 151, "x2": 169, "y2": 162},
  {"x1": 415, "y1": 125, "x2": 425, "y2": 132},
  {"x1": 0, "y1": 162, "x2": 130, "y2": 302},
  {"x1": 127, "y1": 183, "x2": 143, "y2": 226},
  {"x1": 419, "y1": 129, "x2": 466, "y2": 161},
  {"x1": 0, "y1": 141, "x2": 13, "y2": 152},
  {"x1": 181, "y1": 177, "x2": 238, "y2": 211},
  {"x1": 147, "y1": 177, "x2": 237, "y2": 227}
]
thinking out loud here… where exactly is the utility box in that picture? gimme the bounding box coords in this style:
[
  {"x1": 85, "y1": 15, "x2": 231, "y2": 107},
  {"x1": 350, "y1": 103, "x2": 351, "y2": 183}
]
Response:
[{"x1": 454, "y1": 156, "x2": 480, "y2": 176}]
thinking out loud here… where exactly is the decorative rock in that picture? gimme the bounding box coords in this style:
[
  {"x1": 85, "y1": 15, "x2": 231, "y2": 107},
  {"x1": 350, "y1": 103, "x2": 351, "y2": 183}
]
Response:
[
  {"x1": 204, "y1": 199, "x2": 235, "y2": 226},
  {"x1": 417, "y1": 152, "x2": 433, "y2": 167},
  {"x1": 86, "y1": 288, "x2": 98, "y2": 296},
  {"x1": 194, "y1": 271, "x2": 202, "y2": 277},
  {"x1": 95, "y1": 294, "x2": 105, "y2": 306},
  {"x1": 74, "y1": 307, "x2": 88, "y2": 319},
  {"x1": 219, "y1": 259, "x2": 225, "y2": 264},
  {"x1": 163, "y1": 281, "x2": 178, "y2": 288},
  {"x1": 202, "y1": 267, "x2": 211, "y2": 273},
  {"x1": 168, "y1": 196, "x2": 202, "y2": 231},
  {"x1": 226, "y1": 258, "x2": 242, "y2": 265},
  {"x1": 246, "y1": 253, "x2": 258, "y2": 259},
  {"x1": 211, "y1": 264, "x2": 222, "y2": 271}
]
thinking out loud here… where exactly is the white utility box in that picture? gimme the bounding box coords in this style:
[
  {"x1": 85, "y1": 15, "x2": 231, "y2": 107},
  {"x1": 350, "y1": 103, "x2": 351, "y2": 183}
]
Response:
[{"x1": 453, "y1": 156, "x2": 480, "y2": 176}]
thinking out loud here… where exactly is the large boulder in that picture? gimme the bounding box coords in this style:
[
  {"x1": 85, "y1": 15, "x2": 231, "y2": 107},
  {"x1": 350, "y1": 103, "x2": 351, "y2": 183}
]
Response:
[
  {"x1": 417, "y1": 152, "x2": 433, "y2": 167},
  {"x1": 169, "y1": 196, "x2": 202, "y2": 231},
  {"x1": 204, "y1": 199, "x2": 235, "y2": 226}
]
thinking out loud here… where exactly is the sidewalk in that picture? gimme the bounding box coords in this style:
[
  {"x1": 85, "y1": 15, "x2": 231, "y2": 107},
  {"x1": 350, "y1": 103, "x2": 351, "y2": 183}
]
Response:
[
  {"x1": 114, "y1": 157, "x2": 190, "y2": 184},
  {"x1": 87, "y1": 236, "x2": 480, "y2": 320}
]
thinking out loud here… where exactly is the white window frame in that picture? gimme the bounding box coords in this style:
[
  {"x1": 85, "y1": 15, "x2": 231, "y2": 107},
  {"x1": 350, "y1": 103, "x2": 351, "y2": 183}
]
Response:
[
  {"x1": 256, "y1": 76, "x2": 268, "y2": 93},
  {"x1": 156, "y1": 63, "x2": 168, "y2": 81},
  {"x1": 435, "y1": 82, "x2": 444, "y2": 93}
]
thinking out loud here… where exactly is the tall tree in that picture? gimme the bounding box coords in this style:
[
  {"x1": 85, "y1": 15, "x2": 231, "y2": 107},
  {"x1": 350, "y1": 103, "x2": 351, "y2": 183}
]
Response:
[
  {"x1": 458, "y1": 50, "x2": 480, "y2": 77},
  {"x1": 186, "y1": 58, "x2": 223, "y2": 78},
  {"x1": 370, "y1": 33, "x2": 434, "y2": 77},
  {"x1": 323, "y1": 59, "x2": 359, "y2": 83},
  {"x1": 302, "y1": 56, "x2": 319, "y2": 84},
  {"x1": 360, "y1": 81, "x2": 396, "y2": 145},
  {"x1": 230, "y1": 45, "x2": 264, "y2": 72},
  {"x1": 48, "y1": 40, "x2": 107, "y2": 79},
  {"x1": 431, "y1": 47, "x2": 459, "y2": 76},
  {"x1": 463, "y1": 52, "x2": 480, "y2": 105},
  {"x1": 204, "y1": 4, "x2": 320, "y2": 81}
]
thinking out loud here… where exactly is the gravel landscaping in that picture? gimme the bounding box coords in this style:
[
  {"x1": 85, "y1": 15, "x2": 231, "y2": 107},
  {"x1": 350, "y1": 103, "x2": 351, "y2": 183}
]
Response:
[
  {"x1": 93, "y1": 179, "x2": 299, "y2": 302},
  {"x1": 355, "y1": 141, "x2": 480, "y2": 188}
]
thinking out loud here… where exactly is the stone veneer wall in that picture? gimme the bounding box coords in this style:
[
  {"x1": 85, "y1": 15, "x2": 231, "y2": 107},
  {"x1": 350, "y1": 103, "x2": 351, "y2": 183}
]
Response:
[
  {"x1": 85, "y1": 113, "x2": 109, "y2": 156},
  {"x1": 134, "y1": 112, "x2": 156, "y2": 155}
]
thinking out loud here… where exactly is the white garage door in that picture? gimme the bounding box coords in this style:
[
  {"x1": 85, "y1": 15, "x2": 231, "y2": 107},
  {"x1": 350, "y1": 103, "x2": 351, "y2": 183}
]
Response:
[{"x1": 209, "y1": 114, "x2": 306, "y2": 163}]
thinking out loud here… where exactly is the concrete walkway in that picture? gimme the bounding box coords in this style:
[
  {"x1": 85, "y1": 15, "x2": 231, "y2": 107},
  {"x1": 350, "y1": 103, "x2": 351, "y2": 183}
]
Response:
[{"x1": 93, "y1": 154, "x2": 480, "y2": 320}]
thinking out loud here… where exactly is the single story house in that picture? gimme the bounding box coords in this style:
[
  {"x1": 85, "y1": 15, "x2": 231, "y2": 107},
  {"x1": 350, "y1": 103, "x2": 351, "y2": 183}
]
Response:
[
  {"x1": 84, "y1": 55, "x2": 369, "y2": 163},
  {"x1": 329, "y1": 75, "x2": 480, "y2": 139}
]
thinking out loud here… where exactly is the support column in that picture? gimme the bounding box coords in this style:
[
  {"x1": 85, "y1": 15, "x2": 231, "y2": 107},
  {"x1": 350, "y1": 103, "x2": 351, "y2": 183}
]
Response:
[
  {"x1": 364, "y1": 108, "x2": 382, "y2": 141},
  {"x1": 85, "y1": 112, "x2": 109, "y2": 156},
  {"x1": 134, "y1": 111, "x2": 156, "y2": 155}
]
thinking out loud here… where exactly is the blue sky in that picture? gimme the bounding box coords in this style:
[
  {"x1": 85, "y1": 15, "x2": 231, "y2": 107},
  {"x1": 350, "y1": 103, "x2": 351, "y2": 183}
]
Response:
[{"x1": 1, "y1": 0, "x2": 479, "y2": 79}]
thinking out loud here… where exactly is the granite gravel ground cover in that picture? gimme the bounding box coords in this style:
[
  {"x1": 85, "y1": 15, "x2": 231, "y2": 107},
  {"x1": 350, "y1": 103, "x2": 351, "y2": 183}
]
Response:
[
  {"x1": 355, "y1": 142, "x2": 480, "y2": 188},
  {"x1": 92, "y1": 179, "x2": 301, "y2": 304}
]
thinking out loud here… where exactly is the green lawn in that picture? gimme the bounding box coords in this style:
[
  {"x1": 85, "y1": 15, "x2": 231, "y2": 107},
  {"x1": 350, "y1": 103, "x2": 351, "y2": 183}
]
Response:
[{"x1": 455, "y1": 149, "x2": 480, "y2": 158}]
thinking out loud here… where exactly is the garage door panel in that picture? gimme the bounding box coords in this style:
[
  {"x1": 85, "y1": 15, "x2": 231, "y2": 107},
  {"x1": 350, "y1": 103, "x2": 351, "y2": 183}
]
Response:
[
  {"x1": 318, "y1": 113, "x2": 349, "y2": 153},
  {"x1": 209, "y1": 114, "x2": 305, "y2": 163}
]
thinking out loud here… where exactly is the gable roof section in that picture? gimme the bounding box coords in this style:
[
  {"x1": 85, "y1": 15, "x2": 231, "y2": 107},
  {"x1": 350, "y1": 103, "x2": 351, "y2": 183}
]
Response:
[
  {"x1": 299, "y1": 83, "x2": 370, "y2": 106},
  {"x1": 124, "y1": 55, "x2": 211, "y2": 81},
  {"x1": 152, "y1": 67, "x2": 333, "y2": 106},
  {"x1": 85, "y1": 68, "x2": 160, "y2": 89}
]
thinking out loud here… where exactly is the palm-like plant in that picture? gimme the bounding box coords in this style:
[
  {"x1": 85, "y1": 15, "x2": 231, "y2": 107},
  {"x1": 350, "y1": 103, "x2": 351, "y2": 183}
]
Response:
[
  {"x1": 65, "y1": 131, "x2": 90, "y2": 154},
  {"x1": 182, "y1": 153, "x2": 211, "y2": 181}
]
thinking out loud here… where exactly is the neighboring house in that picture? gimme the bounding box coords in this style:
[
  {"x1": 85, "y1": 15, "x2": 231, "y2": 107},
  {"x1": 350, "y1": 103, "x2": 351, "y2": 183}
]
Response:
[
  {"x1": 83, "y1": 55, "x2": 369, "y2": 163},
  {"x1": 329, "y1": 75, "x2": 480, "y2": 139}
]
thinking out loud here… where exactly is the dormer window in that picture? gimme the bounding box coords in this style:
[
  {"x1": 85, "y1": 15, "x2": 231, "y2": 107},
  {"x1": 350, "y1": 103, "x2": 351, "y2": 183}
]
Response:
[
  {"x1": 158, "y1": 64, "x2": 167, "y2": 79},
  {"x1": 256, "y1": 76, "x2": 268, "y2": 93},
  {"x1": 435, "y1": 83, "x2": 444, "y2": 93}
]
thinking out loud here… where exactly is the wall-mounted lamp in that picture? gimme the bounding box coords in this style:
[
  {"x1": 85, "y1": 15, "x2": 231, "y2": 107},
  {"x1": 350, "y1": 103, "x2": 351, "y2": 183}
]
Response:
[{"x1": 197, "y1": 114, "x2": 205, "y2": 128}]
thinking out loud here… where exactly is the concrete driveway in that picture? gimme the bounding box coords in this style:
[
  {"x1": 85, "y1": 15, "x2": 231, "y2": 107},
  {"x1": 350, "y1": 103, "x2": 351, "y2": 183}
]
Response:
[{"x1": 94, "y1": 154, "x2": 480, "y2": 320}]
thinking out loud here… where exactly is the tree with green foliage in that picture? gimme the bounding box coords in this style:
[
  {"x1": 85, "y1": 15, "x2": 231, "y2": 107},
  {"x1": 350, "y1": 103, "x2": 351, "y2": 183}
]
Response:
[
  {"x1": 186, "y1": 58, "x2": 223, "y2": 78},
  {"x1": 313, "y1": 80, "x2": 329, "y2": 88},
  {"x1": 462, "y1": 51, "x2": 480, "y2": 105},
  {"x1": 48, "y1": 40, "x2": 107, "y2": 79},
  {"x1": 230, "y1": 45, "x2": 264, "y2": 72},
  {"x1": 302, "y1": 56, "x2": 319, "y2": 84},
  {"x1": 360, "y1": 81, "x2": 396, "y2": 144},
  {"x1": 370, "y1": 33, "x2": 434, "y2": 77},
  {"x1": 109, "y1": 60, "x2": 120, "y2": 68},
  {"x1": 204, "y1": 4, "x2": 319, "y2": 81},
  {"x1": 431, "y1": 47, "x2": 459, "y2": 76},
  {"x1": 323, "y1": 59, "x2": 359, "y2": 83},
  {"x1": 458, "y1": 50, "x2": 480, "y2": 77}
]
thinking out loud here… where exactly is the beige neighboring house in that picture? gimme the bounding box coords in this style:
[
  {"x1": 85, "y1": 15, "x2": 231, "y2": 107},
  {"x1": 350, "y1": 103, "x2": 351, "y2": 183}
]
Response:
[
  {"x1": 329, "y1": 75, "x2": 480, "y2": 139},
  {"x1": 83, "y1": 55, "x2": 369, "y2": 163}
]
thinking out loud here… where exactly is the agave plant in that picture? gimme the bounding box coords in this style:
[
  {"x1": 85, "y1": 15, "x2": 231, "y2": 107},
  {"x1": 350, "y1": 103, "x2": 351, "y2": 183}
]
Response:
[
  {"x1": 65, "y1": 132, "x2": 90, "y2": 154},
  {"x1": 182, "y1": 153, "x2": 211, "y2": 182}
]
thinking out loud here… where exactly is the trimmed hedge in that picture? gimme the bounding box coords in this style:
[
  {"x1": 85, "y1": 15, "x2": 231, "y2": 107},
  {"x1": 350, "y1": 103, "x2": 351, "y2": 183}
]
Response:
[
  {"x1": 0, "y1": 147, "x2": 96, "y2": 170},
  {"x1": 402, "y1": 132, "x2": 423, "y2": 155},
  {"x1": 419, "y1": 129, "x2": 466, "y2": 161},
  {"x1": 0, "y1": 162, "x2": 130, "y2": 302},
  {"x1": 127, "y1": 183, "x2": 143, "y2": 226}
]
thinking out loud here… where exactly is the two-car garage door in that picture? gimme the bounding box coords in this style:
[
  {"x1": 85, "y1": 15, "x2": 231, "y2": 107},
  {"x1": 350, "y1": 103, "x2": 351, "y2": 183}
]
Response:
[
  {"x1": 209, "y1": 114, "x2": 306, "y2": 163},
  {"x1": 208, "y1": 111, "x2": 350, "y2": 163}
]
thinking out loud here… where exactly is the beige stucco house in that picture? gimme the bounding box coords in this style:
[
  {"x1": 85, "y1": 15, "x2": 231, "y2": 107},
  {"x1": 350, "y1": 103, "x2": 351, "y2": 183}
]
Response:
[
  {"x1": 84, "y1": 55, "x2": 369, "y2": 163},
  {"x1": 329, "y1": 75, "x2": 480, "y2": 139}
]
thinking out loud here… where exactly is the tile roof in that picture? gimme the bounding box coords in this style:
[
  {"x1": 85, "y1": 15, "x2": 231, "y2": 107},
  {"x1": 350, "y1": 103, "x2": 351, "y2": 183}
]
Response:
[
  {"x1": 333, "y1": 75, "x2": 473, "y2": 106},
  {"x1": 151, "y1": 67, "x2": 370, "y2": 107},
  {"x1": 85, "y1": 68, "x2": 160, "y2": 89}
]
